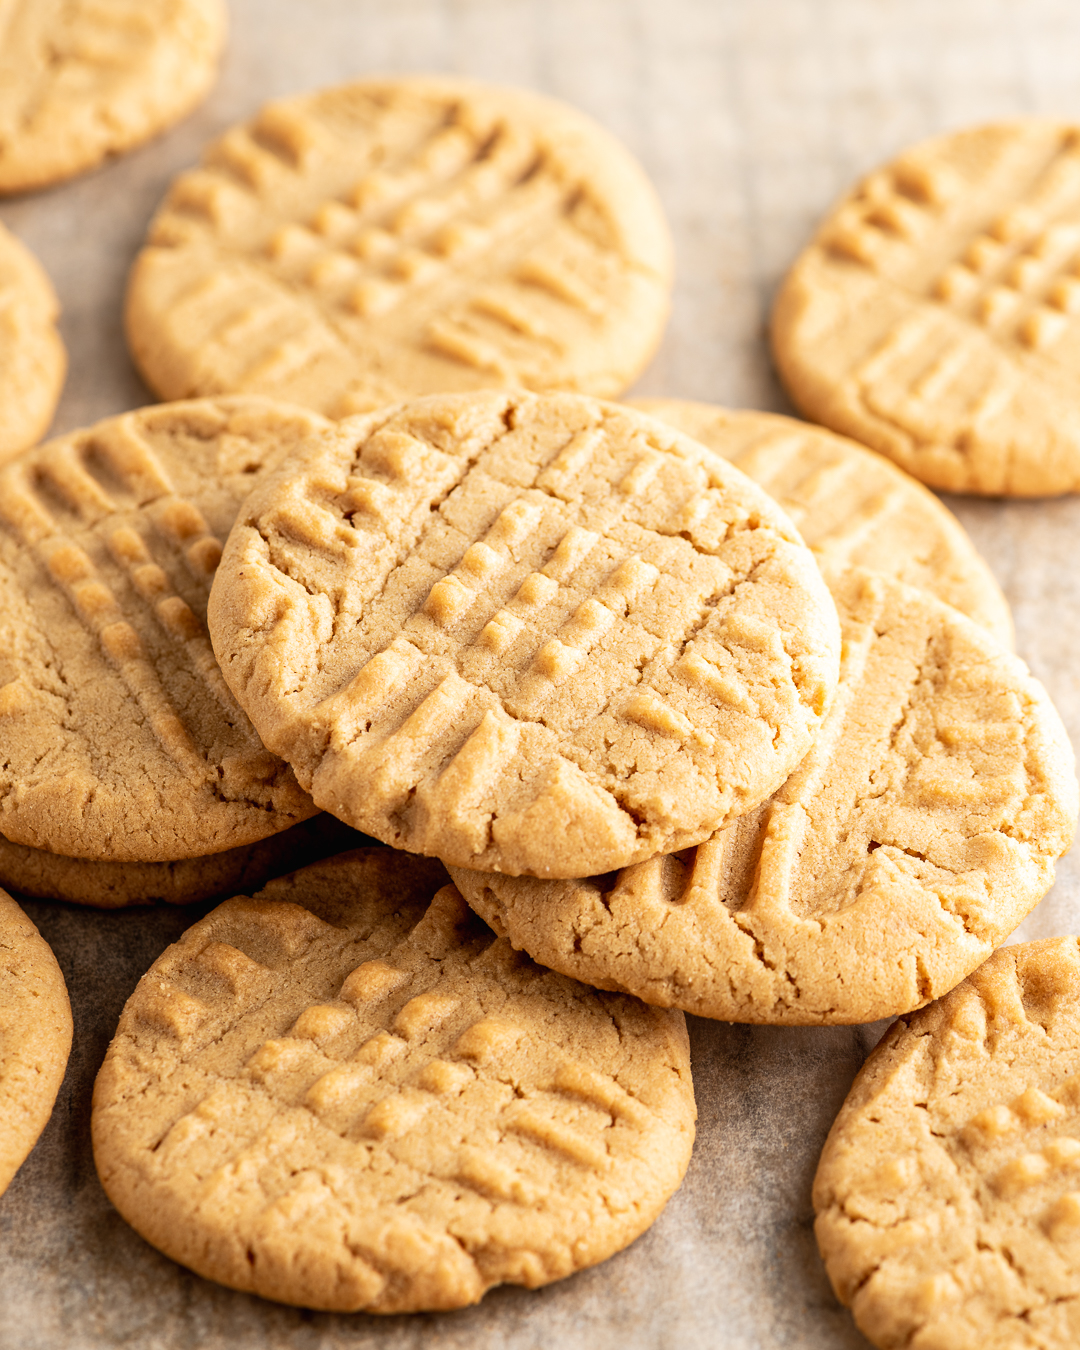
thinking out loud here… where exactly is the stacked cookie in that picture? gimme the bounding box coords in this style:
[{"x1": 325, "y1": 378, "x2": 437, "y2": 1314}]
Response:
[
  {"x1": 3, "y1": 57, "x2": 1080, "y2": 1341},
  {"x1": 193, "y1": 387, "x2": 1075, "y2": 1034},
  {"x1": 0, "y1": 74, "x2": 698, "y2": 1308},
  {"x1": 0, "y1": 0, "x2": 233, "y2": 1220}
]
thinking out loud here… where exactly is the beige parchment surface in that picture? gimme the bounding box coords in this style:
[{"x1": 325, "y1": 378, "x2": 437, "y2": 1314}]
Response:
[{"x1": 3, "y1": 2, "x2": 1080, "y2": 1346}]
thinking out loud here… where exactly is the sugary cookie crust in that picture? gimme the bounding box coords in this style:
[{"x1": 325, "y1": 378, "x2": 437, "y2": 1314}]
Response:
[
  {"x1": 0, "y1": 0, "x2": 227, "y2": 194},
  {"x1": 816, "y1": 939, "x2": 1080, "y2": 1349},
  {"x1": 92, "y1": 851, "x2": 695, "y2": 1313},
  {"x1": 207, "y1": 391, "x2": 841, "y2": 878},
  {"x1": 0, "y1": 223, "x2": 65, "y2": 465},
  {"x1": 126, "y1": 75, "x2": 672, "y2": 416},
  {"x1": 629, "y1": 398, "x2": 1013, "y2": 647},
  {"x1": 0, "y1": 397, "x2": 330, "y2": 862},
  {"x1": 0, "y1": 888, "x2": 72, "y2": 1196},
  {"x1": 774, "y1": 120, "x2": 1080, "y2": 495},
  {"x1": 450, "y1": 567, "x2": 1078, "y2": 1024}
]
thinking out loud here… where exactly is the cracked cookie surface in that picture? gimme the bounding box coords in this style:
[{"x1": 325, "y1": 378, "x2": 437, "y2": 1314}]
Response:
[
  {"x1": 0, "y1": 887, "x2": 72, "y2": 1196},
  {"x1": 774, "y1": 120, "x2": 1080, "y2": 495},
  {"x1": 126, "y1": 75, "x2": 672, "y2": 416},
  {"x1": 815, "y1": 939, "x2": 1080, "y2": 1349},
  {"x1": 0, "y1": 0, "x2": 226, "y2": 194},
  {"x1": 629, "y1": 399, "x2": 1013, "y2": 647},
  {"x1": 0, "y1": 397, "x2": 329, "y2": 862},
  {"x1": 207, "y1": 391, "x2": 841, "y2": 878},
  {"x1": 450, "y1": 567, "x2": 1077, "y2": 1023},
  {"x1": 91, "y1": 849, "x2": 695, "y2": 1313},
  {"x1": 0, "y1": 223, "x2": 65, "y2": 466}
]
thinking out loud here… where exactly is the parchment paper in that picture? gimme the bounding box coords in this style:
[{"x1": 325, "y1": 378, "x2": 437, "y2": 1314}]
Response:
[{"x1": 3, "y1": 2, "x2": 1080, "y2": 1346}]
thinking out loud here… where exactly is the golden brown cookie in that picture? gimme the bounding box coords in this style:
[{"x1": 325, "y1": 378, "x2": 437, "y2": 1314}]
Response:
[
  {"x1": 815, "y1": 939, "x2": 1080, "y2": 1349},
  {"x1": 0, "y1": 888, "x2": 72, "y2": 1196},
  {"x1": 0, "y1": 814, "x2": 372, "y2": 910},
  {"x1": 126, "y1": 75, "x2": 672, "y2": 416},
  {"x1": 207, "y1": 391, "x2": 841, "y2": 878},
  {"x1": 450, "y1": 566, "x2": 1078, "y2": 1024},
  {"x1": 773, "y1": 120, "x2": 1080, "y2": 496},
  {"x1": 0, "y1": 397, "x2": 332, "y2": 862},
  {"x1": 629, "y1": 398, "x2": 1013, "y2": 646},
  {"x1": 0, "y1": 0, "x2": 227, "y2": 194},
  {"x1": 92, "y1": 850, "x2": 695, "y2": 1312},
  {"x1": 0, "y1": 222, "x2": 65, "y2": 465}
]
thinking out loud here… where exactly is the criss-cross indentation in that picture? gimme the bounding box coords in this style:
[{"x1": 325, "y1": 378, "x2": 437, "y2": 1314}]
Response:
[
  {"x1": 629, "y1": 401, "x2": 1015, "y2": 648},
  {"x1": 128, "y1": 78, "x2": 672, "y2": 417},
  {"x1": 449, "y1": 566, "x2": 1076, "y2": 1024},
  {"x1": 0, "y1": 400, "x2": 329, "y2": 860},
  {"x1": 814, "y1": 941, "x2": 1080, "y2": 1347},
  {"x1": 94, "y1": 853, "x2": 694, "y2": 1313},
  {"x1": 215, "y1": 393, "x2": 839, "y2": 877},
  {"x1": 776, "y1": 122, "x2": 1080, "y2": 493}
]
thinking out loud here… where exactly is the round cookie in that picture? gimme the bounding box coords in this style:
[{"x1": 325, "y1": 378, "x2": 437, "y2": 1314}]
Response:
[
  {"x1": 207, "y1": 391, "x2": 842, "y2": 878},
  {"x1": 773, "y1": 120, "x2": 1080, "y2": 496},
  {"x1": 449, "y1": 566, "x2": 1078, "y2": 1024},
  {"x1": 0, "y1": 814, "x2": 373, "y2": 910},
  {"x1": 0, "y1": 397, "x2": 333, "y2": 862},
  {"x1": 815, "y1": 939, "x2": 1080, "y2": 1349},
  {"x1": 126, "y1": 75, "x2": 672, "y2": 417},
  {"x1": 0, "y1": 0, "x2": 227, "y2": 194},
  {"x1": 92, "y1": 850, "x2": 695, "y2": 1313},
  {"x1": 0, "y1": 888, "x2": 72, "y2": 1196},
  {"x1": 0, "y1": 223, "x2": 65, "y2": 465},
  {"x1": 629, "y1": 399, "x2": 1013, "y2": 647}
]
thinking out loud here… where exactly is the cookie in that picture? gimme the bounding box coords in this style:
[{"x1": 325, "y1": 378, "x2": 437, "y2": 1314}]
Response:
[
  {"x1": 0, "y1": 888, "x2": 73, "y2": 1196},
  {"x1": 0, "y1": 814, "x2": 373, "y2": 910},
  {"x1": 450, "y1": 566, "x2": 1078, "y2": 1024},
  {"x1": 0, "y1": 397, "x2": 333, "y2": 862},
  {"x1": 0, "y1": 0, "x2": 227, "y2": 194},
  {"x1": 773, "y1": 120, "x2": 1080, "y2": 496},
  {"x1": 629, "y1": 398, "x2": 1013, "y2": 647},
  {"x1": 207, "y1": 391, "x2": 841, "y2": 878},
  {"x1": 91, "y1": 850, "x2": 695, "y2": 1312},
  {"x1": 0, "y1": 223, "x2": 65, "y2": 465},
  {"x1": 815, "y1": 939, "x2": 1080, "y2": 1349},
  {"x1": 126, "y1": 75, "x2": 672, "y2": 417}
]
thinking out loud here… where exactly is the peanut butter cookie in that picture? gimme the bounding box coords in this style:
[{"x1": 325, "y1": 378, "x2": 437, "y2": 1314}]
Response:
[
  {"x1": 816, "y1": 939, "x2": 1080, "y2": 1348},
  {"x1": 0, "y1": 0, "x2": 227, "y2": 194},
  {"x1": 0, "y1": 397, "x2": 331, "y2": 862},
  {"x1": 207, "y1": 392, "x2": 841, "y2": 878},
  {"x1": 92, "y1": 850, "x2": 695, "y2": 1312},
  {"x1": 0, "y1": 223, "x2": 65, "y2": 465},
  {"x1": 0, "y1": 888, "x2": 72, "y2": 1196},
  {"x1": 774, "y1": 120, "x2": 1080, "y2": 495},
  {"x1": 127, "y1": 76, "x2": 672, "y2": 416}
]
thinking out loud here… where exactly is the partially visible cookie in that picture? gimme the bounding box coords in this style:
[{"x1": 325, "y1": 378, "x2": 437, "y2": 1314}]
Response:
[
  {"x1": 0, "y1": 223, "x2": 65, "y2": 465},
  {"x1": 0, "y1": 0, "x2": 227, "y2": 194},
  {"x1": 92, "y1": 850, "x2": 695, "y2": 1312},
  {"x1": 629, "y1": 398, "x2": 1013, "y2": 646},
  {"x1": 207, "y1": 391, "x2": 841, "y2": 878},
  {"x1": 0, "y1": 814, "x2": 373, "y2": 910},
  {"x1": 815, "y1": 939, "x2": 1080, "y2": 1349},
  {"x1": 450, "y1": 567, "x2": 1078, "y2": 1024},
  {"x1": 0, "y1": 397, "x2": 332, "y2": 862},
  {"x1": 126, "y1": 75, "x2": 672, "y2": 416},
  {"x1": 0, "y1": 888, "x2": 72, "y2": 1196},
  {"x1": 773, "y1": 120, "x2": 1080, "y2": 495}
]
